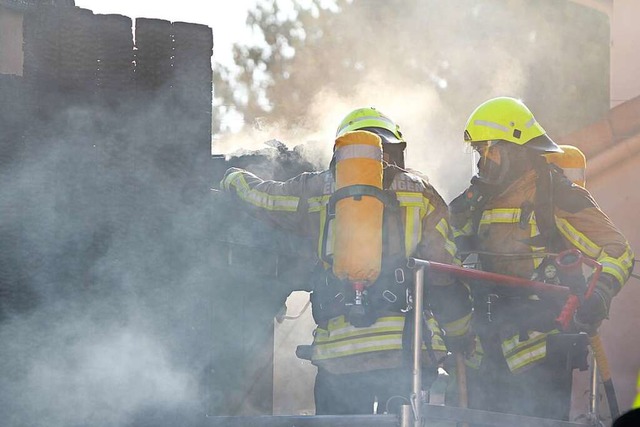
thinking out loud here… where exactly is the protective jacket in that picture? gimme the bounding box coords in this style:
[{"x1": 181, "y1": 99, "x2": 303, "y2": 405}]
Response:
[
  {"x1": 222, "y1": 163, "x2": 472, "y2": 374},
  {"x1": 450, "y1": 165, "x2": 634, "y2": 373}
]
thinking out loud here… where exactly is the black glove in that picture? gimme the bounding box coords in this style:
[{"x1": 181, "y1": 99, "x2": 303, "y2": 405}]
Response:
[
  {"x1": 449, "y1": 180, "x2": 492, "y2": 216},
  {"x1": 574, "y1": 283, "x2": 613, "y2": 331}
]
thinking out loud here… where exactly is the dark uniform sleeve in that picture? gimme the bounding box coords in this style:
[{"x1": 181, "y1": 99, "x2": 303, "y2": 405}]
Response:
[{"x1": 416, "y1": 183, "x2": 473, "y2": 341}]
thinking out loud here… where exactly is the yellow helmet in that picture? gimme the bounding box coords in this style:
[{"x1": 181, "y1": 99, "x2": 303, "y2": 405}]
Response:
[
  {"x1": 545, "y1": 144, "x2": 586, "y2": 186},
  {"x1": 464, "y1": 97, "x2": 562, "y2": 153},
  {"x1": 336, "y1": 107, "x2": 405, "y2": 144}
]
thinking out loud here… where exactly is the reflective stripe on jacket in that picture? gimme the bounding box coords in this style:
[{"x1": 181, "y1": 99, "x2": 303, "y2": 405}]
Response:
[
  {"x1": 501, "y1": 329, "x2": 560, "y2": 374},
  {"x1": 312, "y1": 314, "x2": 447, "y2": 374},
  {"x1": 221, "y1": 163, "x2": 470, "y2": 373}
]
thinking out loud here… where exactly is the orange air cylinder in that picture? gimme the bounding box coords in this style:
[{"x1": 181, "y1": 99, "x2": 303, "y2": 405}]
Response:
[
  {"x1": 332, "y1": 130, "x2": 384, "y2": 286},
  {"x1": 546, "y1": 144, "x2": 586, "y2": 187}
]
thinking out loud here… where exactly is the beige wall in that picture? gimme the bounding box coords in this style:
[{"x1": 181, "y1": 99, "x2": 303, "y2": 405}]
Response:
[
  {"x1": 559, "y1": 95, "x2": 640, "y2": 418},
  {"x1": 0, "y1": 7, "x2": 24, "y2": 76},
  {"x1": 611, "y1": 0, "x2": 640, "y2": 107},
  {"x1": 570, "y1": 0, "x2": 640, "y2": 107}
]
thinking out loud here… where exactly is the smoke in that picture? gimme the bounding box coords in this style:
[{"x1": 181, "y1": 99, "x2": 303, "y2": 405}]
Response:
[
  {"x1": 0, "y1": 81, "x2": 225, "y2": 425},
  {"x1": 1, "y1": 316, "x2": 196, "y2": 427},
  {"x1": 216, "y1": 68, "x2": 470, "y2": 199}
]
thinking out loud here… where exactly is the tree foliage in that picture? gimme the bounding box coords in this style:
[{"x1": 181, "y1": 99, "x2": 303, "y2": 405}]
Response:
[{"x1": 213, "y1": 0, "x2": 609, "y2": 147}]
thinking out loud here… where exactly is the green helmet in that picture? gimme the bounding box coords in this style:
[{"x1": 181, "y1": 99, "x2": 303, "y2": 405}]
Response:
[
  {"x1": 464, "y1": 97, "x2": 562, "y2": 153},
  {"x1": 336, "y1": 107, "x2": 405, "y2": 144}
]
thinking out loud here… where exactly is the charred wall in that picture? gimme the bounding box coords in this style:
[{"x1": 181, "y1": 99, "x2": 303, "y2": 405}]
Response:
[{"x1": 1, "y1": 3, "x2": 214, "y2": 327}]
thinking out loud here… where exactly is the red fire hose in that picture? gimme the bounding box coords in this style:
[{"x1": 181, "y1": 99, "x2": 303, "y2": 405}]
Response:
[{"x1": 408, "y1": 249, "x2": 602, "y2": 330}]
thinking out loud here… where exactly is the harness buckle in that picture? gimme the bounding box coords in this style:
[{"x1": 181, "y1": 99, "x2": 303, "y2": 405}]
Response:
[
  {"x1": 401, "y1": 288, "x2": 412, "y2": 313},
  {"x1": 486, "y1": 293, "x2": 499, "y2": 322},
  {"x1": 382, "y1": 290, "x2": 398, "y2": 303}
]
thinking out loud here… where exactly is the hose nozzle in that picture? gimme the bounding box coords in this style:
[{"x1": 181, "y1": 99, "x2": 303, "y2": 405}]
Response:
[{"x1": 555, "y1": 249, "x2": 583, "y2": 273}]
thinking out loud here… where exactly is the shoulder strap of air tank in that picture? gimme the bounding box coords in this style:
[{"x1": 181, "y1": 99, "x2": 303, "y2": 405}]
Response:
[
  {"x1": 326, "y1": 185, "x2": 397, "y2": 216},
  {"x1": 533, "y1": 162, "x2": 566, "y2": 252}
]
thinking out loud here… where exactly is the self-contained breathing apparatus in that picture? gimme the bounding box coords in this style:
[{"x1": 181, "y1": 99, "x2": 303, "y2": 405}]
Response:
[{"x1": 313, "y1": 130, "x2": 412, "y2": 328}]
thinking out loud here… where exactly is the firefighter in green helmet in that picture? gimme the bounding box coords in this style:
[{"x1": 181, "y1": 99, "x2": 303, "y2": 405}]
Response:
[
  {"x1": 221, "y1": 107, "x2": 473, "y2": 415},
  {"x1": 450, "y1": 97, "x2": 634, "y2": 421}
]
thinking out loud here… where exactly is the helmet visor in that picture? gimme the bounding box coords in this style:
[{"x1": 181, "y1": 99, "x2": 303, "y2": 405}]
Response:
[
  {"x1": 472, "y1": 140, "x2": 500, "y2": 159},
  {"x1": 474, "y1": 141, "x2": 509, "y2": 185}
]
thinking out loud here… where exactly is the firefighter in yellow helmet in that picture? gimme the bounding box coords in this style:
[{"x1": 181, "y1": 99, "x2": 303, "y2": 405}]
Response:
[
  {"x1": 450, "y1": 97, "x2": 634, "y2": 421},
  {"x1": 221, "y1": 107, "x2": 472, "y2": 415}
]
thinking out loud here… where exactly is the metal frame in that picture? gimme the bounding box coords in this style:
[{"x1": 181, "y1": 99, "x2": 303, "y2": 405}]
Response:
[
  {"x1": 203, "y1": 415, "x2": 398, "y2": 427},
  {"x1": 202, "y1": 405, "x2": 593, "y2": 427}
]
